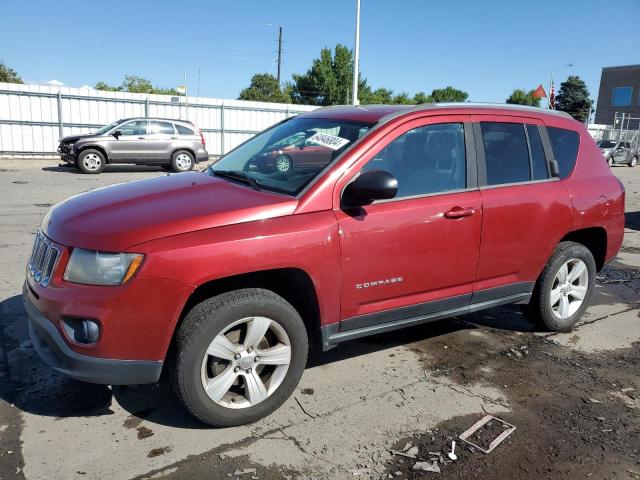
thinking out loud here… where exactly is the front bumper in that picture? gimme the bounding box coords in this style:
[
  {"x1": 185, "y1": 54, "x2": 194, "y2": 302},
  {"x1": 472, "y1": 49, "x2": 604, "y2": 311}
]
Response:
[
  {"x1": 23, "y1": 282, "x2": 163, "y2": 385},
  {"x1": 57, "y1": 145, "x2": 76, "y2": 163}
]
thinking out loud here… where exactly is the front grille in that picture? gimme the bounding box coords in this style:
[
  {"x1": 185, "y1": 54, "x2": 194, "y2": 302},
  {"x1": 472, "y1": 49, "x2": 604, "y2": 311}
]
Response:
[{"x1": 27, "y1": 231, "x2": 60, "y2": 287}]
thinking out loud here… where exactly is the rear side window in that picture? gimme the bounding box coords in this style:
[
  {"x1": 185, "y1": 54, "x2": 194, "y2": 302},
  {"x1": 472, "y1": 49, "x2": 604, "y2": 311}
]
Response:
[
  {"x1": 526, "y1": 125, "x2": 549, "y2": 180},
  {"x1": 175, "y1": 124, "x2": 194, "y2": 135},
  {"x1": 149, "y1": 121, "x2": 176, "y2": 135},
  {"x1": 547, "y1": 127, "x2": 580, "y2": 179},
  {"x1": 362, "y1": 123, "x2": 466, "y2": 198},
  {"x1": 480, "y1": 123, "x2": 530, "y2": 185}
]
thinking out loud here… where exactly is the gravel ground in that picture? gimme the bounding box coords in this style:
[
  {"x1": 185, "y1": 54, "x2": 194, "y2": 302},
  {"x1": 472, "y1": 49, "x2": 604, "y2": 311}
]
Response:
[{"x1": 0, "y1": 159, "x2": 638, "y2": 480}]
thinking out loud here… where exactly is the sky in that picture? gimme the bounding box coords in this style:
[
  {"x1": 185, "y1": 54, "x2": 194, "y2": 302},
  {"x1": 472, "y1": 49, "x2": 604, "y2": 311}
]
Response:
[{"x1": 1, "y1": 0, "x2": 639, "y2": 107}]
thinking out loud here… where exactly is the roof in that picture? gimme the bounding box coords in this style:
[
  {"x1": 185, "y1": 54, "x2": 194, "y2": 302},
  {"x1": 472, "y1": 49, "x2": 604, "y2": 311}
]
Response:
[{"x1": 300, "y1": 103, "x2": 572, "y2": 124}]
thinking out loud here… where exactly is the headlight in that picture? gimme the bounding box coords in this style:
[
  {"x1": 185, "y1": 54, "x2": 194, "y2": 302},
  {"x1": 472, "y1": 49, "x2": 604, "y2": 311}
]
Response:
[{"x1": 63, "y1": 249, "x2": 144, "y2": 286}]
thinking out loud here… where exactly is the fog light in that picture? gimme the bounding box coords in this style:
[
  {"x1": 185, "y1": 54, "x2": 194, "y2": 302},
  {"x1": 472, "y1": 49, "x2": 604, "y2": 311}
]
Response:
[{"x1": 61, "y1": 318, "x2": 100, "y2": 344}]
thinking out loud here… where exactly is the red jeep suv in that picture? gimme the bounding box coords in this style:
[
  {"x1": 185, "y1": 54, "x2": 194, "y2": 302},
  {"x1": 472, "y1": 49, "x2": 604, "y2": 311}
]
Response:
[{"x1": 23, "y1": 104, "x2": 625, "y2": 426}]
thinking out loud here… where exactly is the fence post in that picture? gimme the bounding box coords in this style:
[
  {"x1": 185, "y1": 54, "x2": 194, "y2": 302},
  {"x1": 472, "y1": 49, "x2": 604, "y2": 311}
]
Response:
[
  {"x1": 220, "y1": 104, "x2": 225, "y2": 156},
  {"x1": 145, "y1": 97, "x2": 150, "y2": 118},
  {"x1": 57, "y1": 91, "x2": 64, "y2": 139}
]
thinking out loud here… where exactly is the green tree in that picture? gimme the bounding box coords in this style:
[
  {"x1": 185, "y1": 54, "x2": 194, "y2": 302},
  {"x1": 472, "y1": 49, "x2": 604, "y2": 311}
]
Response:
[
  {"x1": 0, "y1": 62, "x2": 23, "y2": 84},
  {"x1": 95, "y1": 75, "x2": 183, "y2": 95},
  {"x1": 413, "y1": 91, "x2": 433, "y2": 104},
  {"x1": 506, "y1": 88, "x2": 541, "y2": 107},
  {"x1": 238, "y1": 73, "x2": 290, "y2": 103},
  {"x1": 555, "y1": 75, "x2": 592, "y2": 122},
  {"x1": 392, "y1": 92, "x2": 414, "y2": 105},
  {"x1": 289, "y1": 44, "x2": 370, "y2": 105},
  {"x1": 430, "y1": 86, "x2": 468, "y2": 103}
]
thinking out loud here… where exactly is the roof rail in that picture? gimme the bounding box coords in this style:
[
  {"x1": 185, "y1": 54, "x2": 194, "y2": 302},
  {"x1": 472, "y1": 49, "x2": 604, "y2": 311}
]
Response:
[{"x1": 409, "y1": 102, "x2": 573, "y2": 119}]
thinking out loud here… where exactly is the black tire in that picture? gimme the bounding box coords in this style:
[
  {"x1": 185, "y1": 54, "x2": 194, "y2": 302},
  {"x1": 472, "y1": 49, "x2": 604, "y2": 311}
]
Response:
[
  {"x1": 77, "y1": 149, "x2": 106, "y2": 174},
  {"x1": 171, "y1": 150, "x2": 195, "y2": 173},
  {"x1": 170, "y1": 288, "x2": 308, "y2": 427},
  {"x1": 629, "y1": 156, "x2": 638, "y2": 167},
  {"x1": 522, "y1": 241, "x2": 596, "y2": 332},
  {"x1": 607, "y1": 156, "x2": 614, "y2": 167}
]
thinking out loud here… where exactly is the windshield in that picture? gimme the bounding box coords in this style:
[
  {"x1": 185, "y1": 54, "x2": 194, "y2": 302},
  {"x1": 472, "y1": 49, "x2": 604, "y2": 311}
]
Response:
[
  {"x1": 208, "y1": 117, "x2": 374, "y2": 196},
  {"x1": 94, "y1": 119, "x2": 126, "y2": 135},
  {"x1": 597, "y1": 140, "x2": 617, "y2": 149}
]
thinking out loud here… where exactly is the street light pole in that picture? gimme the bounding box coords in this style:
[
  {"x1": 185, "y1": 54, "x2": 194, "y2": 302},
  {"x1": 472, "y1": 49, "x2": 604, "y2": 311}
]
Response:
[{"x1": 352, "y1": 0, "x2": 360, "y2": 106}]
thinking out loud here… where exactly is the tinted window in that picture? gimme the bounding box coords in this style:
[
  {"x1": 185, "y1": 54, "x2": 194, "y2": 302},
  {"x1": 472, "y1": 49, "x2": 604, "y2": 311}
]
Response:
[
  {"x1": 117, "y1": 120, "x2": 147, "y2": 136},
  {"x1": 526, "y1": 125, "x2": 549, "y2": 180},
  {"x1": 612, "y1": 86, "x2": 632, "y2": 106},
  {"x1": 481, "y1": 123, "x2": 530, "y2": 185},
  {"x1": 362, "y1": 123, "x2": 466, "y2": 198},
  {"x1": 149, "y1": 121, "x2": 176, "y2": 135},
  {"x1": 175, "y1": 124, "x2": 194, "y2": 135},
  {"x1": 547, "y1": 127, "x2": 580, "y2": 179}
]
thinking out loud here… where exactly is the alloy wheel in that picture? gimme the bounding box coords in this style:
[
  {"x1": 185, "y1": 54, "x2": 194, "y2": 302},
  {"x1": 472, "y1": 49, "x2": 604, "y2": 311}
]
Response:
[
  {"x1": 276, "y1": 155, "x2": 291, "y2": 173},
  {"x1": 200, "y1": 316, "x2": 291, "y2": 409},
  {"x1": 549, "y1": 258, "x2": 589, "y2": 320},
  {"x1": 82, "y1": 153, "x2": 102, "y2": 171},
  {"x1": 175, "y1": 153, "x2": 193, "y2": 171}
]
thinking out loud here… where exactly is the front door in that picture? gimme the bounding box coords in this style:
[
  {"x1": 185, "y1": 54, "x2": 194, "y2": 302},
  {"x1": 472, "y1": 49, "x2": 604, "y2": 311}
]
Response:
[
  {"x1": 107, "y1": 120, "x2": 148, "y2": 162},
  {"x1": 336, "y1": 117, "x2": 482, "y2": 329}
]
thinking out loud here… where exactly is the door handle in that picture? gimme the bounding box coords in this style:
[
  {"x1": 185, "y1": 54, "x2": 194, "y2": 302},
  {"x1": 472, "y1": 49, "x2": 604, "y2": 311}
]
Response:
[
  {"x1": 444, "y1": 206, "x2": 476, "y2": 219},
  {"x1": 171, "y1": 136, "x2": 178, "y2": 139},
  {"x1": 137, "y1": 137, "x2": 145, "y2": 140}
]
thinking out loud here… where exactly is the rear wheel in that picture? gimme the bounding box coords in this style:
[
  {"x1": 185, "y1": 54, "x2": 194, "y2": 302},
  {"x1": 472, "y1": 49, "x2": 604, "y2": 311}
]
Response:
[
  {"x1": 275, "y1": 154, "x2": 292, "y2": 173},
  {"x1": 522, "y1": 241, "x2": 596, "y2": 331},
  {"x1": 171, "y1": 289, "x2": 308, "y2": 427},
  {"x1": 629, "y1": 156, "x2": 638, "y2": 167},
  {"x1": 171, "y1": 150, "x2": 195, "y2": 173},
  {"x1": 77, "y1": 149, "x2": 106, "y2": 174}
]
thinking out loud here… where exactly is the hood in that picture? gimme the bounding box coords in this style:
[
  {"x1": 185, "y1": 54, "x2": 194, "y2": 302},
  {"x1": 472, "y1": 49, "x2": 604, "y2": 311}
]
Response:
[
  {"x1": 43, "y1": 172, "x2": 297, "y2": 251},
  {"x1": 60, "y1": 134, "x2": 96, "y2": 143}
]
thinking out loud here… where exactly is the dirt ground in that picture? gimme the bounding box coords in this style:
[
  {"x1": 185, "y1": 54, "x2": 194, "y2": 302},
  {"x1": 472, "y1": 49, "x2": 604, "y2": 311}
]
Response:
[{"x1": 0, "y1": 159, "x2": 638, "y2": 480}]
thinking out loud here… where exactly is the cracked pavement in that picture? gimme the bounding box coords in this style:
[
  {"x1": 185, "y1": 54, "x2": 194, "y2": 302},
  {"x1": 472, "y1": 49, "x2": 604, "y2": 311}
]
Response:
[{"x1": 0, "y1": 160, "x2": 638, "y2": 479}]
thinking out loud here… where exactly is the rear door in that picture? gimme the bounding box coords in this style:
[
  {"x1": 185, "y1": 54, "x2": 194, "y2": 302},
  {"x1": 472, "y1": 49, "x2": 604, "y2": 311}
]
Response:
[
  {"x1": 472, "y1": 115, "x2": 572, "y2": 299},
  {"x1": 107, "y1": 120, "x2": 148, "y2": 162},
  {"x1": 148, "y1": 120, "x2": 178, "y2": 162}
]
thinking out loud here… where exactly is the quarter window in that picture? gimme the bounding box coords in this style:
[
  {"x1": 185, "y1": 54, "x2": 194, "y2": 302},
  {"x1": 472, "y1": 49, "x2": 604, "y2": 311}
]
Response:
[
  {"x1": 149, "y1": 121, "x2": 176, "y2": 135},
  {"x1": 175, "y1": 124, "x2": 194, "y2": 135},
  {"x1": 611, "y1": 86, "x2": 633, "y2": 106},
  {"x1": 526, "y1": 125, "x2": 549, "y2": 180},
  {"x1": 117, "y1": 120, "x2": 147, "y2": 136},
  {"x1": 362, "y1": 123, "x2": 466, "y2": 198},
  {"x1": 547, "y1": 127, "x2": 580, "y2": 179},
  {"x1": 480, "y1": 122, "x2": 531, "y2": 185}
]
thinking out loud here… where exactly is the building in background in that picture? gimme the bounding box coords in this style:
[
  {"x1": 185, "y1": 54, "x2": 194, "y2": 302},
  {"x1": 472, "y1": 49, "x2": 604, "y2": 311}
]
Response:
[{"x1": 594, "y1": 64, "x2": 640, "y2": 128}]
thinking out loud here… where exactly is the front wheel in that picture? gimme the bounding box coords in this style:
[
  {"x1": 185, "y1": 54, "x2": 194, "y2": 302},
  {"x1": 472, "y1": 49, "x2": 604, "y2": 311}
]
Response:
[
  {"x1": 171, "y1": 150, "x2": 195, "y2": 173},
  {"x1": 275, "y1": 154, "x2": 292, "y2": 173},
  {"x1": 522, "y1": 241, "x2": 596, "y2": 331},
  {"x1": 629, "y1": 156, "x2": 638, "y2": 167},
  {"x1": 170, "y1": 289, "x2": 308, "y2": 427},
  {"x1": 78, "y1": 149, "x2": 106, "y2": 174}
]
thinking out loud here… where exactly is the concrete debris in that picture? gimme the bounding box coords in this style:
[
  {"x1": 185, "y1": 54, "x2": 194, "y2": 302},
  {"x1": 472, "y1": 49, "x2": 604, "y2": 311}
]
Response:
[
  {"x1": 401, "y1": 442, "x2": 413, "y2": 452},
  {"x1": 233, "y1": 468, "x2": 257, "y2": 476},
  {"x1": 412, "y1": 461, "x2": 441, "y2": 473},
  {"x1": 459, "y1": 415, "x2": 516, "y2": 454},
  {"x1": 586, "y1": 398, "x2": 602, "y2": 404},
  {"x1": 405, "y1": 446, "x2": 419, "y2": 457},
  {"x1": 389, "y1": 449, "x2": 417, "y2": 459}
]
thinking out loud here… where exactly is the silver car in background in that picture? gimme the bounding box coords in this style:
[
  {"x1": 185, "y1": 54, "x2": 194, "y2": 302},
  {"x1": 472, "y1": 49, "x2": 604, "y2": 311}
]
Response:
[
  {"x1": 58, "y1": 118, "x2": 209, "y2": 174},
  {"x1": 597, "y1": 139, "x2": 638, "y2": 167}
]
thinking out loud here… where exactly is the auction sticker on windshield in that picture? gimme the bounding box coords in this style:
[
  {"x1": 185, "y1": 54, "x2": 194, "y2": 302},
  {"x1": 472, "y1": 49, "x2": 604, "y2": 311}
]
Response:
[{"x1": 307, "y1": 132, "x2": 350, "y2": 150}]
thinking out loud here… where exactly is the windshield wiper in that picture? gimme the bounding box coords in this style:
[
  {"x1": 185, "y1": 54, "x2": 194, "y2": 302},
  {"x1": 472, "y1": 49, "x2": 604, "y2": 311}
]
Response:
[{"x1": 213, "y1": 170, "x2": 261, "y2": 191}]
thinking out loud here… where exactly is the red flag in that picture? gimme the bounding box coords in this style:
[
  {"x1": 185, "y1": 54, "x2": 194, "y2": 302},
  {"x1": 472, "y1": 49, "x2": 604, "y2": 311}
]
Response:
[{"x1": 532, "y1": 84, "x2": 547, "y2": 98}]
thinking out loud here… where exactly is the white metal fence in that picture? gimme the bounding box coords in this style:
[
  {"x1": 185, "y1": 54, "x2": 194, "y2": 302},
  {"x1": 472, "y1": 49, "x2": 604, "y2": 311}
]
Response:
[{"x1": 0, "y1": 82, "x2": 317, "y2": 158}]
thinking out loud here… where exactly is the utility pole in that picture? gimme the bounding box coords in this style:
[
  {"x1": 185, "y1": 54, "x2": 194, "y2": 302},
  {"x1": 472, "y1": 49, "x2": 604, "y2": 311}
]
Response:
[
  {"x1": 277, "y1": 26, "x2": 283, "y2": 85},
  {"x1": 352, "y1": 0, "x2": 361, "y2": 105}
]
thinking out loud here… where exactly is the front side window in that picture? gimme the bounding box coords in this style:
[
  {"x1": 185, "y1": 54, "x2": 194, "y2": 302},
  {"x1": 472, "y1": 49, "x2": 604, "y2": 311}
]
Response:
[
  {"x1": 547, "y1": 127, "x2": 580, "y2": 179},
  {"x1": 481, "y1": 122, "x2": 530, "y2": 185},
  {"x1": 362, "y1": 123, "x2": 466, "y2": 198},
  {"x1": 149, "y1": 121, "x2": 176, "y2": 135},
  {"x1": 209, "y1": 117, "x2": 373, "y2": 196},
  {"x1": 116, "y1": 120, "x2": 147, "y2": 136},
  {"x1": 612, "y1": 86, "x2": 633, "y2": 106}
]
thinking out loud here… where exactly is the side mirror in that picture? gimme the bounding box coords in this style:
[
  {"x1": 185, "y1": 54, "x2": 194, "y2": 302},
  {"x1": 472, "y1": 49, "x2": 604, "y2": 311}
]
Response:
[
  {"x1": 342, "y1": 170, "x2": 398, "y2": 207},
  {"x1": 112, "y1": 130, "x2": 122, "y2": 139}
]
